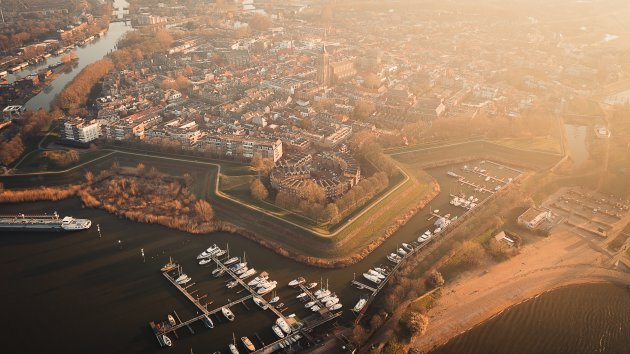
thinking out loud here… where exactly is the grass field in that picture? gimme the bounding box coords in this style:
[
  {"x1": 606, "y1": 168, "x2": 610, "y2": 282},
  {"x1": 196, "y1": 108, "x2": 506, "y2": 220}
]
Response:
[{"x1": 489, "y1": 136, "x2": 562, "y2": 155}]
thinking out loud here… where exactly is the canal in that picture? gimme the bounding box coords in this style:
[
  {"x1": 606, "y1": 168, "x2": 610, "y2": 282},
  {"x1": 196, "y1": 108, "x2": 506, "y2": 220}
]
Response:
[{"x1": 7, "y1": 0, "x2": 131, "y2": 111}]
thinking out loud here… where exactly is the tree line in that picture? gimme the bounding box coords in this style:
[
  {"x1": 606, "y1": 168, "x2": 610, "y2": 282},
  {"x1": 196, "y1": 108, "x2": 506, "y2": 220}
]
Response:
[{"x1": 55, "y1": 58, "x2": 115, "y2": 114}]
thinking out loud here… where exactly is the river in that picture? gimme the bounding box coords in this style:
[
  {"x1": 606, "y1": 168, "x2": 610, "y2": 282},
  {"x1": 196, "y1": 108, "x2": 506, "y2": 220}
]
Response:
[
  {"x1": 6, "y1": 0, "x2": 131, "y2": 111},
  {"x1": 0, "y1": 159, "x2": 524, "y2": 353},
  {"x1": 430, "y1": 283, "x2": 630, "y2": 354}
]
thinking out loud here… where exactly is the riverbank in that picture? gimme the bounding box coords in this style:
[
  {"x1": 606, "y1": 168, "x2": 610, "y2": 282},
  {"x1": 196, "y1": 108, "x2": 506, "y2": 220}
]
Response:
[{"x1": 411, "y1": 227, "x2": 630, "y2": 353}]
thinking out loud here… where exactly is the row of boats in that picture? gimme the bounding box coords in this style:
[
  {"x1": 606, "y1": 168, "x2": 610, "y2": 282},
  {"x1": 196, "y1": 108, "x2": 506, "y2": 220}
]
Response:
[{"x1": 450, "y1": 194, "x2": 479, "y2": 210}]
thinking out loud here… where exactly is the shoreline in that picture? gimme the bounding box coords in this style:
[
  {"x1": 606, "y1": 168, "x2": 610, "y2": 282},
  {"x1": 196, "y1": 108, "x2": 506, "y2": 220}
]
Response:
[
  {"x1": 411, "y1": 228, "x2": 630, "y2": 353},
  {"x1": 0, "y1": 177, "x2": 440, "y2": 269}
]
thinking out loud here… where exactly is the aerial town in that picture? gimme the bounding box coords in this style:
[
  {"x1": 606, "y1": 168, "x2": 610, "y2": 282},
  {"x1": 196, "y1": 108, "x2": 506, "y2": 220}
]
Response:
[{"x1": 1, "y1": 0, "x2": 630, "y2": 354}]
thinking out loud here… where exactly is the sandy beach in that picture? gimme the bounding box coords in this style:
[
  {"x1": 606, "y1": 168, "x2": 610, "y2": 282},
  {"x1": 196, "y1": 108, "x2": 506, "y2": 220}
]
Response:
[{"x1": 411, "y1": 227, "x2": 630, "y2": 352}]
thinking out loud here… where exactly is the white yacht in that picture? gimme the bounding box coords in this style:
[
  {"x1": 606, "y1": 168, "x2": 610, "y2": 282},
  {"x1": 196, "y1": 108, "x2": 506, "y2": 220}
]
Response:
[
  {"x1": 316, "y1": 289, "x2": 331, "y2": 299},
  {"x1": 310, "y1": 305, "x2": 321, "y2": 312},
  {"x1": 304, "y1": 301, "x2": 316, "y2": 308},
  {"x1": 306, "y1": 282, "x2": 318, "y2": 290},
  {"x1": 257, "y1": 281, "x2": 277, "y2": 295},
  {"x1": 212, "y1": 267, "x2": 225, "y2": 277},
  {"x1": 162, "y1": 334, "x2": 172, "y2": 347},
  {"x1": 325, "y1": 297, "x2": 340, "y2": 308},
  {"x1": 288, "y1": 277, "x2": 305, "y2": 287},
  {"x1": 239, "y1": 268, "x2": 257, "y2": 279},
  {"x1": 268, "y1": 292, "x2": 279, "y2": 304},
  {"x1": 276, "y1": 318, "x2": 291, "y2": 334},
  {"x1": 374, "y1": 267, "x2": 388, "y2": 275},
  {"x1": 252, "y1": 296, "x2": 268, "y2": 310},
  {"x1": 247, "y1": 272, "x2": 269, "y2": 286},
  {"x1": 402, "y1": 243, "x2": 413, "y2": 252},
  {"x1": 202, "y1": 314, "x2": 214, "y2": 328},
  {"x1": 353, "y1": 298, "x2": 367, "y2": 312},
  {"x1": 296, "y1": 292, "x2": 308, "y2": 300},
  {"x1": 168, "y1": 314, "x2": 176, "y2": 326},
  {"x1": 321, "y1": 294, "x2": 335, "y2": 303},
  {"x1": 176, "y1": 274, "x2": 191, "y2": 285},
  {"x1": 197, "y1": 244, "x2": 219, "y2": 259},
  {"x1": 224, "y1": 257, "x2": 239, "y2": 266},
  {"x1": 199, "y1": 258, "x2": 213, "y2": 265},
  {"x1": 368, "y1": 269, "x2": 385, "y2": 279},
  {"x1": 329, "y1": 303, "x2": 342, "y2": 311},
  {"x1": 397, "y1": 247, "x2": 408, "y2": 256},
  {"x1": 272, "y1": 325, "x2": 285, "y2": 338},
  {"x1": 222, "y1": 307, "x2": 235, "y2": 321},
  {"x1": 363, "y1": 273, "x2": 381, "y2": 284},
  {"x1": 235, "y1": 266, "x2": 249, "y2": 275}
]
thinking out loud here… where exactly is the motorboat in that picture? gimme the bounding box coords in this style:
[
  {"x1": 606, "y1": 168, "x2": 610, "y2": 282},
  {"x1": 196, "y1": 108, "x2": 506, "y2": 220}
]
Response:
[
  {"x1": 162, "y1": 334, "x2": 172, "y2": 347},
  {"x1": 304, "y1": 301, "x2": 316, "y2": 308},
  {"x1": 241, "y1": 336, "x2": 256, "y2": 352},
  {"x1": 387, "y1": 253, "x2": 401, "y2": 264},
  {"x1": 252, "y1": 296, "x2": 268, "y2": 310},
  {"x1": 229, "y1": 344, "x2": 239, "y2": 354},
  {"x1": 168, "y1": 314, "x2": 176, "y2": 326},
  {"x1": 275, "y1": 302, "x2": 284, "y2": 309},
  {"x1": 306, "y1": 282, "x2": 318, "y2": 290},
  {"x1": 325, "y1": 297, "x2": 340, "y2": 308},
  {"x1": 222, "y1": 307, "x2": 235, "y2": 321},
  {"x1": 256, "y1": 279, "x2": 269, "y2": 288},
  {"x1": 329, "y1": 303, "x2": 342, "y2": 311},
  {"x1": 316, "y1": 289, "x2": 331, "y2": 300},
  {"x1": 288, "y1": 277, "x2": 305, "y2": 287},
  {"x1": 224, "y1": 257, "x2": 239, "y2": 266},
  {"x1": 374, "y1": 267, "x2": 388, "y2": 275},
  {"x1": 247, "y1": 273, "x2": 269, "y2": 287},
  {"x1": 276, "y1": 318, "x2": 291, "y2": 334},
  {"x1": 402, "y1": 243, "x2": 413, "y2": 252},
  {"x1": 176, "y1": 274, "x2": 191, "y2": 285},
  {"x1": 231, "y1": 262, "x2": 247, "y2": 272},
  {"x1": 215, "y1": 249, "x2": 226, "y2": 258},
  {"x1": 296, "y1": 292, "x2": 308, "y2": 300},
  {"x1": 227, "y1": 280, "x2": 239, "y2": 289},
  {"x1": 212, "y1": 268, "x2": 225, "y2": 277},
  {"x1": 397, "y1": 248, "x2": 408, "y2": 256},
  {"x1": 199, "y1": 258, "x2": 213, "y2": 265},
  {"x1": 268, "y1": 292, "x2": 279, "y2": 304},
  {"x1": 321, "y1": 294, "x2": 335, "y2": 303},
  {"x1": 257, "y1": 281, "x2": 277, "y2": 295},
  {"x1": 368, "y1": 269, "x2": 385, "y2": 279},
  {"x1": 235, "y1": 266, "x2": 249, "y2": 275},
  {"x1": 197, "y1": 244, "x2": 219, "y2": 259},
  {"x1": 202, "y1": 314, "x2": 214, "y2": 328},
  {"x1": 353, "y1": 298, "x2": 367, "y2": 312},
  {"x1": 161, "y1": 257, "x2": 177, "y2": 272},
  {"x1": 272, "y1": 325, "x2": 285, "y2": 338},
  {"x1": 239, "y1": 268, "x2": 257, "y2": 279},
  {"x1": 363, "y1": 273, "x2": 381, "y2": 284},
  {"x1": 310, "y1": 305, "x2": 321, "y2": 312}
]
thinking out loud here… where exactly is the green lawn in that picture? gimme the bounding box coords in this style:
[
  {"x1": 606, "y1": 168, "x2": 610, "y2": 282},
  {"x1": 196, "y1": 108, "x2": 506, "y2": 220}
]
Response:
[{"x1": 489, "y1": 136, "x2": 562, "y2": 155}]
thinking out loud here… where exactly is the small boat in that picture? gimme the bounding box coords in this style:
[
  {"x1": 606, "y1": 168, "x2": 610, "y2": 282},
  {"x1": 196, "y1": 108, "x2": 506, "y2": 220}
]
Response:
[
  {"x1": 330, "y1": 303, "x2": 342, "y2": 311},
  {"x1": 247, "y1": 272, "x2": 269, "y2": 286},
  {"x1": 256, "y1": 280, "x2": 269, "y2": 288},
  {"x1": 311, "y1": 305, "x2": 321, "y2": 312},
  {"x1": 215, "y1": 249, "x2": 227, "y2": 257},
  {"x1": 402, "y1": 243, "x2": 413, "y2": 252},
  {"x1": 235, "y1": 266, "x2": 249, "y2": 275},
  {"x1": 288, "y1": 277, "x2": 305, "y2": 287},
  {"x1": 353, "y1": 298, "x2": 367, "y2": 312},
  {"x1": 239, "y1": 268, "x2": 257, "y2": 279},
  {"x1": 224, "y1": 257, "x2": 239, "y2": 266},
  {"x1": 162, "y1": 334, "x2": 172, "y2": 347},
  {"x1": 316, "y1": 289, "x2": 331, "y2": 299},
  {"x1": 363, "y1": 273, "x2": 381, "y2": 284},
  {"x1": 227, "y1": 280, "x2": 239, "y2": 289},
  {"x1": 275, "y1": 302, "x2": 284, "y2": 309},
  {"x1": 176, "y1": 274, "x2": 191, "y2": 285},
  {"x1": 325, "y1": 297, "x2": 340, "y2": 308},
  {"x1": 268, "y1": 292, "x2": 279, "y2": 304},
  {"x1": 397, "y1": 248, "x2": 408, "y2": 256},
  {"x1": 306, "y1": 282, "x2": 318, "y2": 290},
  {"x1": 387, "y1": 254, "x2": 400, "y2": 264},
  {"x1": 272, "y1": 324, "x2": 285, "y2": 338},
  {"x1": 202, "y1": 314, "x2": 214, "y2": 328},
  {"x1": 296, "y1": 292, "x2": 308, "y2": 300},
  {"x1": 368, "y1": 269, "x2": 385, "y2": 279},
  {"x1": 222, "y1": 307, "x2": 235, "y2": 321},
  {"x1": 241, "y1": 336, "x2": 256, "y2": 352},
  {"x1": 229, "y1": 344, "x2": 239, "y2": 354},
  {"x1": 321, "y1": 294, "x2": 335, "y2": 303},
  {"x1": 276, "y1": 317, "x2": 291, "y2": 334},
  {"x1": 252, "y1": 296, "x2": 268, "y2": 310},
  {"x1": 258, "y1": 281, "x2": 277, "y2": 295},
  {"x1": 199, "y1": 258, "x2": 213, "y2": 265},
  {"x1": 212, "y1": 268, "x2": 225, "y2": 277},
  {"x1": 168, "y1": 314, "x2": 176, "y2": 326},
  {"x1": 374, "y1": 267, "x2": 388, "y2": 275},
  {"x1": 304, "y1": 301, "x2": 316, "y2": 308},
  {"x1": 161, "y1": 257, "x2": 177, "y2": 272},
  {"x1": 230, "y1": 262, "x2": 247, "y2": 272}
]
